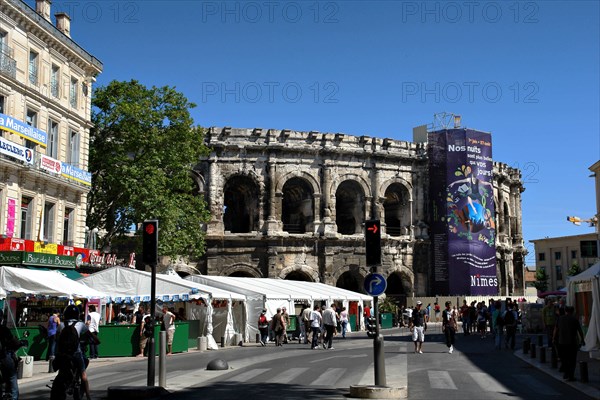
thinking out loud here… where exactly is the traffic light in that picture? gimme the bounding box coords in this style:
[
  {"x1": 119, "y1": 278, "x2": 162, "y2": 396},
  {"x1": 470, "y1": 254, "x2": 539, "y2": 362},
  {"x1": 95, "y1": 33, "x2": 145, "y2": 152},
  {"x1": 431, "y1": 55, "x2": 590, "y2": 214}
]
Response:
[
  {"x1": 366, "y1": 316, "x2": 377, "y2": 338},
  {"x1": 365, "y1": 220, "x2": 381, "y2": 266},
  {"x1": 142, "y1": 220, "x2": 158, "y2": 265},
  {"x1": 143, "y1": 317, "x2": 154, "y2": 338}
]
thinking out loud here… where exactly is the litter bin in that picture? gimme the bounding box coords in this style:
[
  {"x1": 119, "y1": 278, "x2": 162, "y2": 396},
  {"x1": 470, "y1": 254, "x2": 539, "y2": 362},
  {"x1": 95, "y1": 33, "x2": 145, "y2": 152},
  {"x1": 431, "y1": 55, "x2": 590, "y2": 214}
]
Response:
[
  {"x1": 18, "y1": 356, "x2": 33, "y2": 379},
  {"x1": 380, "y1": 313, "x2": 393, "y2": 329}
]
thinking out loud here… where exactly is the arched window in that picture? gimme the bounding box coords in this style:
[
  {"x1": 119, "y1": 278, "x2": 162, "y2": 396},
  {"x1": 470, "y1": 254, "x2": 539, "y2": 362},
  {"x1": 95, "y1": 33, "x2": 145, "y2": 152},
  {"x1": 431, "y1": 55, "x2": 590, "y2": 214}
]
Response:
[
  {"x1": 223, "y1": 175, "x2": 260, "y2": 233},
  {"x1": 335, "y1": 180, "x2": 365, "y2": 235},
  {"x1": 282, "y1": 177, "x2": 314, "y2": 234}
]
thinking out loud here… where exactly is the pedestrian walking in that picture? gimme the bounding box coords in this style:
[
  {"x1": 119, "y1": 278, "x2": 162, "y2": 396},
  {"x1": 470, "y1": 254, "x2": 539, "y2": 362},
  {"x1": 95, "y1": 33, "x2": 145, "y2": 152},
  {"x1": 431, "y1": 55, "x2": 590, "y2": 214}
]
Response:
[
  {"x1": 46, "y1": 309, "x2": 60, "y2": 361},
  {"x1": 271, "y1": 308, "x2": 285, "y2": 346},
  {"x1": 553, "y1": 306, "x2": 585, "y2": 381},
  {"x1": 504, "y1": 304, "x2": 517, "y2": 350},
  {"x1": 86, "y1": 305, "x2": 101, "y2": 359},
  {"x1": 542, "y1": 298, "x2": 557, "y2": 348},
  {"x1": 409, "y1": 301, "x2": 427, "y2": 353},
  {"x1": 322, "y1": 304, "x2": 337, "y2": 349},
  {"x1": 460, "y1": 300, "x2": 470, "y2": 336},
  {"x1": 442, "y1": 301, "x2": 457, "y2": 354},
  {"x1": 339, "y1": 307, "x2": 349, "y2": 338},
  {"x1": 137, "y1": 312, "x2": 151, "y2": 357},
  {"x1": 281, "y1": 307, "x2": 290, "y2": 344},
  {"x1": 257, "y1": 309, "x2": 269, "y2": 346},
  {"x1": 309, "y1": 305, "x2": 322, "y2": 349},
  {"x1": 491, "y1": 301, "x2": 504, "y2": 350},
  {"x1": 301, "y1": 304, "x2": 312, "y2": 344}
]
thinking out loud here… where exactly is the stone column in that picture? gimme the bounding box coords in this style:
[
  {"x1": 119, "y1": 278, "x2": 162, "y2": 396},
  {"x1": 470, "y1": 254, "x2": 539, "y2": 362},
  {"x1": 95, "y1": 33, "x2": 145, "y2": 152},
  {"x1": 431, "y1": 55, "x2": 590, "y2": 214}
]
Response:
[
  {"x1": 321, "y1": 164, "x2": 336, "y2": 236},
  {"x1": 207, "y1": 159, "x2": 223, "y2": 235},
  {"x1": 265, "y1": 161, "x2": 281, "y2": 234}
]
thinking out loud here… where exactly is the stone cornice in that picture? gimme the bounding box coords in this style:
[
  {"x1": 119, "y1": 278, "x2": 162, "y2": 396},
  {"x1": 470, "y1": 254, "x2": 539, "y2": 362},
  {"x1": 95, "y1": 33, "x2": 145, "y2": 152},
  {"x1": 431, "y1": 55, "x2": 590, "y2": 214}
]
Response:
[{"x1": 3, "y1": 0, "x2": 102, "y2": 75}]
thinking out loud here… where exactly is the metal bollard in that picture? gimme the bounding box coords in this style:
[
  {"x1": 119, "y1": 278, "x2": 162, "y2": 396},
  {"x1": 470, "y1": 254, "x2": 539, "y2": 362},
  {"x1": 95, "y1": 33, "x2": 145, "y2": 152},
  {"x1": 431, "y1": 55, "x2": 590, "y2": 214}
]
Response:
[
  {"x1": 551, "y1": 346, "x2": 558, "y2": 368},
  {"x1": 530, "y1": 343, "x2": 536, "y2": 359},
  {"x1": 256, "y1": 333, "x2": 261, "y2": 343},
  {"x1": 221, "y1": 336, "x2": 225, "y2": 348},
  {"x1": 48, "y1": 356, "x2": 54, "y2": 373},
  {"x1": 539, "y1": 346, "x2": 546, "y2": 363},
  {"x1": 537, "y1": 335, "x2": 543, "y2": 347},
  {"x1": 579, "y1": 361, "x2": 589, "y2": 383},
  {"x1": 159, "y1": 331, "x2": 167, "y2": 388},
  {"x1": 523, "y1": 337, "x2": 531, "y2": 354}
]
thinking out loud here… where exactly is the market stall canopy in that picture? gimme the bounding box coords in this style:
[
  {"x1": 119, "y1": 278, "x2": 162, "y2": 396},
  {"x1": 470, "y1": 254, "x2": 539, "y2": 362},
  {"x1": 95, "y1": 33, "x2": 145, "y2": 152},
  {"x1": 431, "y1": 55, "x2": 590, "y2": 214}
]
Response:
[
  {"x1": 567, "y1": 261, "x2": 600, "y2": 352},
  {"x1": 0, "y1": 266, "x2": 106, "y2": 299},
  {"x1": 77, "y1": 267, "x2": 243, "y2": 303},
  {"x1": 186, "y1": 275, "x2": 312, "y2": 302},
  {"x1": 156, "y1": 272, "x2": 245, "y2": 301}
]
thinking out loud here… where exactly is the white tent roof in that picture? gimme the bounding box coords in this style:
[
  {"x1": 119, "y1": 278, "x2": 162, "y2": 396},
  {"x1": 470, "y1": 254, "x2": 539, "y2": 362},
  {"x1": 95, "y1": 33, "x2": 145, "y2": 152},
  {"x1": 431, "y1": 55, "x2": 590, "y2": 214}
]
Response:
[
  {"x1": 567, "y1": 261, "x2": 600, "y2": 283},
  {"x1": 187, "y1": 275, "x2": 370, "y2": 302},
  {"x1": 0, "y1": 266, "x2": 106, "y2": 299},
  {"x1": 77, "y1": 267, "x2": 245, "y2": 303},
  {"x1": 187, "y1": 275, "x2": 312, "y2": 301}
]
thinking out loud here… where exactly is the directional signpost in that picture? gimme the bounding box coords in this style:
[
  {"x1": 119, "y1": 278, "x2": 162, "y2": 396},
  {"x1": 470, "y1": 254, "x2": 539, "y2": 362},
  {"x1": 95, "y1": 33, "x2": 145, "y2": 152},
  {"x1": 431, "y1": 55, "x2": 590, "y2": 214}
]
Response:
[{"x1": 364, "y1": 220, "x2": 386, "y2": 386}]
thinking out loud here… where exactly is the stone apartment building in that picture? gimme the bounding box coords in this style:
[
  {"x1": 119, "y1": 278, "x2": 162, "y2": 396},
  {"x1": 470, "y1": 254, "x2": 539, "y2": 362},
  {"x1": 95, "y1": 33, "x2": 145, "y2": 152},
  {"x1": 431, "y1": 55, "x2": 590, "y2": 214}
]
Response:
[
  {"x1": 192, "y1": 126, "x2": 526, "y2": 301},
  {"x1": 529, "y1": 233, "x2": 599, "y2": 291},
  {"x1": 0, "y1": 0, "x2": 101, "y2": 253}
]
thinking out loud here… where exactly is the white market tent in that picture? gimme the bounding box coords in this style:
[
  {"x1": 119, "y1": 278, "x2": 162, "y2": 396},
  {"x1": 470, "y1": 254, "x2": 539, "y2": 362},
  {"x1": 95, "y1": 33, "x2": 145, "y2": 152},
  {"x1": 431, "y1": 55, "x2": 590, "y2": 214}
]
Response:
[
  {"x1": 567, "y1": 261, "x2": 600, "y2": 352},
  {"x1": 0, "y1": 266, "x2": 105, "y2": 299},
  {"x1": 186, "y1": 275, "x2": 310, "y2": 342},
  {"x1": 78, "y1": 267, "x2": 247, "y2": 348},
  {"x1": 186, "y1": 275, "x2": 371, "y2": 340}
]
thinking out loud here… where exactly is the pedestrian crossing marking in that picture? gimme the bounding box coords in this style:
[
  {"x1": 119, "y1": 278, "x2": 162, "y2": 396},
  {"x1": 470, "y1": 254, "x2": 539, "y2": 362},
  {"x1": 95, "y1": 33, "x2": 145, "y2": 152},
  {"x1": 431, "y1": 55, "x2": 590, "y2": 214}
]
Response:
[
  {"x1": 310, "y1": 368, "x2": 346, "y2": 386},
  {"x1": 428, "y1": 370, "x2": 457, "y2": 390},
  {"x1": 266, "y1": 367, "x2": 309, "y2": 384},
  {"x1": 468, "y1": 372, "x2": 510, "y2": 393},
  {"x1": 225, "y1": 368, "x2": 270, "y2": 382}
]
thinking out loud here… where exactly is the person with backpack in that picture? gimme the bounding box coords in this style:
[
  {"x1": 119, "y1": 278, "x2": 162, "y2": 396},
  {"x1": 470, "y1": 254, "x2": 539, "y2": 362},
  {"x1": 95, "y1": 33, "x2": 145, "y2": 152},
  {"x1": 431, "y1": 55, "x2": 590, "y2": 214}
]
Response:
[
  {"x1": 0, "y1": 309, "x2": 22, "y2": 400},
  {"x1": 257, "y1": 309, "x2": 269, "y2": 346},
  {"x1": 52, "y1": 304, "x2": 92, "y2": 400},
  {"x1": 270, "y1": 308, "x2": 285, "y2": 347}
]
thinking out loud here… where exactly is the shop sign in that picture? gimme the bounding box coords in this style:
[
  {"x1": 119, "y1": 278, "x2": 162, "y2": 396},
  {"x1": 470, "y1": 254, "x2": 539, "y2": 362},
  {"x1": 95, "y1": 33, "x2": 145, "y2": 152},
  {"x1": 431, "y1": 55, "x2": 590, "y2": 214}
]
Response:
[
  {"x1": 61, "y1": 163, "x2": 91, "y2": 186},
  {"x1": 0, "y1": 113, "x2": 47, "y2": 147},
  {"x1": 0, "y1": 251, "x2": 23, "y2": 264},
  {"x1": 0, "y1": 135, "x2": 34, "y2": 164},
  {"x1": 34, "y1": 242, "x2": 58, "y2": 254},
  {"x1": 0, "y1": 251, "x2": 76, "y2": 268},
  {"x1": 0, "y1": 238, "x2": 26, "y2": 251},
  {"x1": 40, "y1": 155, "x2": 62, "y2": 174},
  {"x1": 89, "y1": 253, "x2": 117, "y2": 266}
]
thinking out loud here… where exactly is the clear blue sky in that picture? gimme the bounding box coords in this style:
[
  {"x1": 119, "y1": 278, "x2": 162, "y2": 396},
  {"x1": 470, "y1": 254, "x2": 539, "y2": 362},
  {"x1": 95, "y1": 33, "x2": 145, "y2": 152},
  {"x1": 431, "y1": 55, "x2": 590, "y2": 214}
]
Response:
[{"x1": 33, "y1": 1, "x2": 599, "y2": 265}]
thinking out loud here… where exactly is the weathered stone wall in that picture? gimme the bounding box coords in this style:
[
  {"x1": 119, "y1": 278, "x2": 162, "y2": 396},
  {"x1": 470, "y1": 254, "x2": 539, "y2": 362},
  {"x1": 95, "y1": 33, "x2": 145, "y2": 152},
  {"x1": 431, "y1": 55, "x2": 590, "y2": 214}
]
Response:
[{"x1": 191, "y1": 127, "x2": 525, "y2": 300}]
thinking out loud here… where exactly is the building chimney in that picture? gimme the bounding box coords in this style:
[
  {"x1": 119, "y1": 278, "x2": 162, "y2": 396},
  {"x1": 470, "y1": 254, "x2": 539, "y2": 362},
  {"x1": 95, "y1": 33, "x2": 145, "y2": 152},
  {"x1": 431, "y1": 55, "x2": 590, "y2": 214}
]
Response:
[
  {"x1": 54, "y1": 12, "x2": 71, "y2": 37},
  {"x1": 36, "y1": 0, "x2": 52, "y2": 22}
]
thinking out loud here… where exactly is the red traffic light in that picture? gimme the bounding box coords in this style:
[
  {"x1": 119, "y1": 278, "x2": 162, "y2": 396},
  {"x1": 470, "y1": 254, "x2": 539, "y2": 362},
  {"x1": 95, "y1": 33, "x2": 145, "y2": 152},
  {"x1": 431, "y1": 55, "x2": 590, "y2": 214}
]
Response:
[{"x1": 145, "y1": 224, "x2": 155, "y2": 235}]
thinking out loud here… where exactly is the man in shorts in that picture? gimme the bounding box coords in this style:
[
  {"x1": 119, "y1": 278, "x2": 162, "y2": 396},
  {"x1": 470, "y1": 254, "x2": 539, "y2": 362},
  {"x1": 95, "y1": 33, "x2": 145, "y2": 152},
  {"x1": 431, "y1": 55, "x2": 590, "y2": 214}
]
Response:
[{"x1": 409, "y1": 301, "x2": 427, "y2": 353}]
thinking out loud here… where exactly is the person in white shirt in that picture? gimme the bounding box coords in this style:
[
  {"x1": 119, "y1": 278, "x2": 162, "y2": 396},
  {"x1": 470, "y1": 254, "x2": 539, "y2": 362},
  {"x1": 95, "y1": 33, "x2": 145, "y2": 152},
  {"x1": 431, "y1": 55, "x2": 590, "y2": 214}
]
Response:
[
  {"x1": 322, "y1": 305, "x2": 337, "y2": 349},
  {"x1": 86, "y1": 305, "x2": 101, "y2": 359},
  {"x1": 339, "y1": 307, "x2": 349, "y2": 338},
  {"x1": 309, "y1": 305, "x2": 323, "y2": 349},
  {"x1": 162, "y1": 306, "x2": 176, "y2": 355}
]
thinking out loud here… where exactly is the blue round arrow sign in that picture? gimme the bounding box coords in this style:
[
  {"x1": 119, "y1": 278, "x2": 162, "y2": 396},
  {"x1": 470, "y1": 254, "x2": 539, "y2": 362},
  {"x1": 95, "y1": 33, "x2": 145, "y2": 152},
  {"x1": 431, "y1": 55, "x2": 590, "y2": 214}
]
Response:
[{"x1": 363, "y1": 273, "x2": 387, "y2": 296}]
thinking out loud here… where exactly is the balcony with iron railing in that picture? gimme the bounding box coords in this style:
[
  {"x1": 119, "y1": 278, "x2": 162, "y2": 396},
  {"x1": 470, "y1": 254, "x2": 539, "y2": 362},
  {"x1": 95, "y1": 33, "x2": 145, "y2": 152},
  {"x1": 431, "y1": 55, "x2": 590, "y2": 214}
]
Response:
[
  {"x1": 0, "y1": 43, "x2": 17, "y2": 79},
  {"x1": 50, "y1": 79, "x2": 60, "y2": 98},
  {"x1": 29, "y1": 65, "x2": 38, "y2": 86}
]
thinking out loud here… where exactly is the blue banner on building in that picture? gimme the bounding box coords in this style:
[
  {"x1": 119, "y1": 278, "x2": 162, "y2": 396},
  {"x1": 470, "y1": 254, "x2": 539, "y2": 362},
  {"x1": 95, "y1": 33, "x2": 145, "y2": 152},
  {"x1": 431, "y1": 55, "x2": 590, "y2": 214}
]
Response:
[
  {"x1": 429, "y1": 129, "x2": 497, "y2": 296},
  {"x1": 61, "y1": 162, "x2": 92, "y2": 186},
  {"x1": 0, "y1": 113, "x2": 47, "y2": 147}
]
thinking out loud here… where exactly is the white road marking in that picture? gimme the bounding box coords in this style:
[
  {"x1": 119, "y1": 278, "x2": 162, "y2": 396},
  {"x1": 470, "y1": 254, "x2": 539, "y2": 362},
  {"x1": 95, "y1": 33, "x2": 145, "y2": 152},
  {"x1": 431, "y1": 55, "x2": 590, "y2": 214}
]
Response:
[
  {"x1": 428, "y1": 370, "x2": 457, "y2": 390},
  {"x1": 310, "y1": 368, "x2": 346, "y2": 386},
  {"x1": 225, "y1": 368, "x2": 270, "y2": 382},
  {"x1": 266, "y1": 367, "x2": 310, "y2": 384}
]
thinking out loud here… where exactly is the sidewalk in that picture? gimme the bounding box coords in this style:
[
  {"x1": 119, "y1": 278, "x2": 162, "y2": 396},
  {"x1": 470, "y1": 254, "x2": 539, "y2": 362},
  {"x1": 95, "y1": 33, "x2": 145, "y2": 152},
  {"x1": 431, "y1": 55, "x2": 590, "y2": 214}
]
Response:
[{"x1": 513, "y1": 336, "x2": 600, "y2": 400}]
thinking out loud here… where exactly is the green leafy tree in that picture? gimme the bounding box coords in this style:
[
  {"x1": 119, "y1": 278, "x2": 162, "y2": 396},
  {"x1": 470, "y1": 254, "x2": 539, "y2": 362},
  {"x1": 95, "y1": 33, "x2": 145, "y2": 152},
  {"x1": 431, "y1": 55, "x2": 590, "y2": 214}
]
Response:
[
  {"x1": 87, "y1": 80, "x2": 210, "y2": 259},
  {"x1": 533, "y1": 267, "x2": 549, "y2": 292},
  {"x1": 567, "y1": 261, "x2": 581, "y2": 276}
]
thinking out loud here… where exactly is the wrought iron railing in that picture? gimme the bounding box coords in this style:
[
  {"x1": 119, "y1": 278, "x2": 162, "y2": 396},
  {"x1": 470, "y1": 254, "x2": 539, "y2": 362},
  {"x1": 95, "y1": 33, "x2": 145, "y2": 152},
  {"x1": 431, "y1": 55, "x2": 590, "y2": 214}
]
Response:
[
  {"x1": 0, "y1": 44, "x2": 16, "y2": 79},
  {"x1": 50, "y1": 79, "x2": 59, "y2": 98}
]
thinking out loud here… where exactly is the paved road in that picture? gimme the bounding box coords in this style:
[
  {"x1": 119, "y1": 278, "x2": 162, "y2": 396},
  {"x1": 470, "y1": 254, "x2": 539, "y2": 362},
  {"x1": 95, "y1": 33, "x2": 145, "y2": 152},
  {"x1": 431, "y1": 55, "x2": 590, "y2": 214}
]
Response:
[{"x1": 18, "y1": 327, "x2": 594, "y2": 399}]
